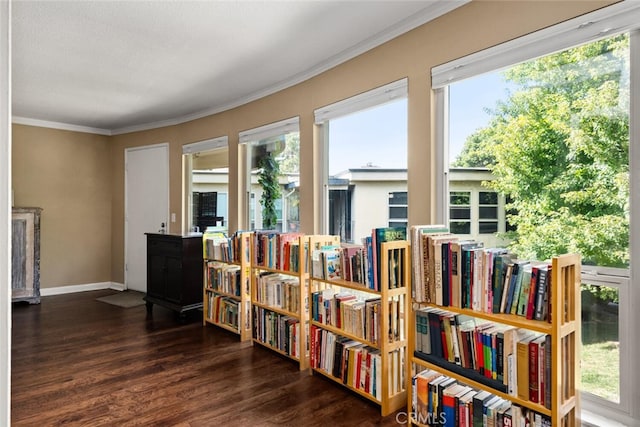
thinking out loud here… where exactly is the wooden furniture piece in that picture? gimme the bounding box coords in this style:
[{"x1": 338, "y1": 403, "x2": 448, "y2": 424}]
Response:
[
  {"x1": 250, "y1": 232, "x2": 322, "y2": 370},
  {"x1": 144, "y1": 233, "x2": 203, "y2": 319},
  {"x1": 12, "y1": 207, "x2": 42, "y2": 304},
  {"x1": 407, "y1": 247, "x2": 581, "y2": 426},
  {"x1": 309, "y1": 239, "x2": 409, "y2": 416},
  {"x1": 203, "y1": 231, "x2": 252, "y2": 341}
]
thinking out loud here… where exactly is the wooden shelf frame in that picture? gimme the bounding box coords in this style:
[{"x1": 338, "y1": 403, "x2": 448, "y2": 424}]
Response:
[
  {"x1": 250, "y1": 234, "x2": 331, "y2": 370},
  {"x1": 406, "y1": 252, "x2": 581, "y2": 426},
  {"x1": 203, "y1": 232, "x2": 253, "y2": 342},
  {"x1": 309, "y1": 238, "x2": 409, "y2": 416}
]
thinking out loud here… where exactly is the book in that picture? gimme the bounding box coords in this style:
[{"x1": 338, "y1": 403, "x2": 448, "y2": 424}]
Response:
[
  {"x1": 373, "y1": 226, "x2": 407, "y2": 291},
  {"x1": 516, "y1": 332, "x2": 537, "y2": 401},
  {"x1": 410, "y1": 225, "x2": 449, "y2": 302},
  {"x1": 533, "y1": 264, "x2": 550, "y2": 321},
  {"x1": 472, "y1": 390, "x2": 493, "y2": 427}
]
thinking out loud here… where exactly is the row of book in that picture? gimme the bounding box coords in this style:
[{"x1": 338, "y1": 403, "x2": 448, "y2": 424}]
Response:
[
  {"x1": 206, "y1": 261, "x2": 242, "y2": 297},
  {"x1": 411, "y1": 368, "x2": 551, "y2": 427},
  {"x1": 252, "y1": 306, "x2": 301, "y2": 358},
  {"x1": 367, "y1": 227, "x2": 408, "y2": 291},
  {"x1": 310, "y1": 325, "x2": 406, "y2": 402},
  {"x1": 410, "y1": 225, "x2": 552, "y2": 322},
  {"x1": 310, "y1": 243, "x2": 367, "y2": 284},
  {"x1": 310, "y1": 289, "x2": 381, "y2": 344},
  {"x1": 254, "y1": 273, "x2": 301, "y2": 314},
  {"x1": 203, "y1": 231, "x2": 251, "y2": 263},
  {"x1": 415, "y1": 306, "x2": 551, "y2": 407},
  {"x1": 253, "y1": 231, "x2": 305, "y2": 272},
  {"x1": 309, "y1": 227, "x2": 408, "y2": 291},
  {"x1": 206, "y1": 294, "x2": 240, "y2": 331}
]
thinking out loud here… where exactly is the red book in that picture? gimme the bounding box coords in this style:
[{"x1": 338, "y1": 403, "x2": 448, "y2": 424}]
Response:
[
  {"x1": 529, "y1": 336, "x2": 541, "y2": 403},
  {"x1": 364, "y1": 350, "x2": 372, "y2": 393}
]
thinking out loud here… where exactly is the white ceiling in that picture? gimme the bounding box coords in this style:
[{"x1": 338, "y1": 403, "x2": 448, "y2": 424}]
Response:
[{"x1": 11, "y1": 0, "x2": 465, "y2": 135}]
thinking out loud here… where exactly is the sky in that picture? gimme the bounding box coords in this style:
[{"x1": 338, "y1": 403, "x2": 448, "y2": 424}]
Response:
[{"x1": 328, "y1": 71, "x2": 512, "y2": 173}]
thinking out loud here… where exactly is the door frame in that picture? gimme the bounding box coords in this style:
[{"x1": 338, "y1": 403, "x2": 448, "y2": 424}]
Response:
[{"x1": 124, "y1": 142, "x2": 170, "y2": 291}]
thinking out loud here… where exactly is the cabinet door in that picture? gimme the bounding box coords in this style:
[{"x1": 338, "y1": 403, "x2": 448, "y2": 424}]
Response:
[
  {"x1": 164, "y1": 256, "x2": 183, "y2": 303},
  {"x1": 147, "y1": 253, "x2": 166, "y2": 297}
]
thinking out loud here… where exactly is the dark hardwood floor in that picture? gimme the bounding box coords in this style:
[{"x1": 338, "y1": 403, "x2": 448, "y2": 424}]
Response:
[{"x1": 11, "y1": 290, "x2": 405, "y2": 426}]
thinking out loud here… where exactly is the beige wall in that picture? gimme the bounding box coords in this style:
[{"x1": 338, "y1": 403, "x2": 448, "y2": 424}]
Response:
[
  {"x1": 12, "y1": 124, "x2": 112, "y2": 288},
  {"x1": 12, "y1": 1, "x2": 614, "y2": 288}
]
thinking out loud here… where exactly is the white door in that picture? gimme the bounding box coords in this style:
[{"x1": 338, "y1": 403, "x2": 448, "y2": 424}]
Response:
[{"x1": 125, "y1": 143, "x2": 169, "y2": 292}]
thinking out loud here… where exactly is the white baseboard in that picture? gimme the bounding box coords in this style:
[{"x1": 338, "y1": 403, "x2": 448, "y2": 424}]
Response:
[{"x1": 40, "y1": 282, "x2": 125, "y2": 296}]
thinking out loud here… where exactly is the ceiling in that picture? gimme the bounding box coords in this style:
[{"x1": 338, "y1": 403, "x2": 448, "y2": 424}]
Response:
[{"x1": 11, "y1": 0, "x2": 465, "y2": 135}]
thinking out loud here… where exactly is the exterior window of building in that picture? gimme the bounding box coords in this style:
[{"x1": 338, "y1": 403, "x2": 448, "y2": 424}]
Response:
[
  {"x1": 449, "y1": 191, "x2": 471, "y2": 234},
  {"x1": 478, "y1": 191, "x2": 498, "y2": 234},
  {"x1": 388, "y1": 191, "x2": 407, "y2": 228}
]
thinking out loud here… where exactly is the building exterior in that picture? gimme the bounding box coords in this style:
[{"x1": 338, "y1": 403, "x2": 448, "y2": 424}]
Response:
[{"x1": 192, "y1": 166, "x2": 510, "y2": 248}]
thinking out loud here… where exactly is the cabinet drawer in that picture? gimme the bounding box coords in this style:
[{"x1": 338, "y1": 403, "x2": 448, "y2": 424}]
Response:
[{"x1": 147, "y1": 237, "x2": 181, "y2": 256}]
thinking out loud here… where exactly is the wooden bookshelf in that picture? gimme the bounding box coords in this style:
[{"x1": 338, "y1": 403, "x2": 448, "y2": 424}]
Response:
[
  {"x1": 203, "y1": 231, "x2": 252, "y2": 342},
  {"x1": 406, "y1": 237, "x2": 580, "y2": 427},
  {"x1": 309, "y1": 238, "x2": 409, "y2": 416},
  {"x1": 250, "y1": 232, "x2": 320, "y2": 370}
]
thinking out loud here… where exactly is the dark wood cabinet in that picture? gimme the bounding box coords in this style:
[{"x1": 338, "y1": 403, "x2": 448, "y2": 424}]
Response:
[{"x1": 144, "y1": 233, "x2": 203, "y2": 318}]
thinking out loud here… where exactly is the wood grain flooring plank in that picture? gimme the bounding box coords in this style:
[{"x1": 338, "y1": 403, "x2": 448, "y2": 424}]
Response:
[{"x1": 12, "y1": 290, "x2": 403, "y2": 426}]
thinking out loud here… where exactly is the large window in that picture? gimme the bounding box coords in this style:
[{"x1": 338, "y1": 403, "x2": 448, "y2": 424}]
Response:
[
  {"x1": 435, "y1": 5, "x2": 640, "y2": 423},
  {"x1": 240, "y1": 118, "x2": 300, "y2": 232},
  {"x1": 315, "y1": 79, "x2": 408, "y2": 242},
  {"x1": 182, "y1": 137, "x2": 229, "y2": 233}
]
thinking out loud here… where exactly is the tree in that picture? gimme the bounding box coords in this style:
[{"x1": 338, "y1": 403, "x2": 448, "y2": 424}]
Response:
[
  {"x1": 257, "y1": 150, "x2": 281, "y2": 229},
  {"x1": 455, "y1": 35, "x2": 629, "y2": 267},
  {"x1": 278, "y1": 133, "x2": 300, "y2": 174}
]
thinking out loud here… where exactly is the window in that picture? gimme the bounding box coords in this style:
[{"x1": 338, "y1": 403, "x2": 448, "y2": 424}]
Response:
[
  {"x1": 449, "y1": 191, "x2": 470, "y2": 234},
  {"x1": 315, "y1": 79, "x2": 407, "y2": 242},
  {"x1": 435, "y1": 4, "x2": 640, "y2": 422},
  {"x1": 240, "y1": 118, "x2": 300, "y2": 232},
  {"x1": 388, "y1": 191, "x2": 407, "y2": 228},
  {"x1": 478, "y1": 191, "x2": 498, "y2": 234},
  {"x1": 182, "y1": 137, "x2": 228, "y2": 233}
]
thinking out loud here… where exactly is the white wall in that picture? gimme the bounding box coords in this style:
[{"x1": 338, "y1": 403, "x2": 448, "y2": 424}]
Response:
[
  {"x1": 0, "y1": 0, "x2": 11, "y2": 423},
  {"x1": 351, "y1": 181, "x2": 406, "y2": 241}
]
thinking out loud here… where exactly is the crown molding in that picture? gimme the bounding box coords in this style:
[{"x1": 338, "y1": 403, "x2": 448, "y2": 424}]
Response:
[{"x1": 12, "y1": 116, "x2": 111, "y2": 136}]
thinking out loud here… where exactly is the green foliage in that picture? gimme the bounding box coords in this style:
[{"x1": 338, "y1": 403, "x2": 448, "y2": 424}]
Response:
[
  {"x1": 456, "y1": 35, "x2": 629, "y2": 269},
  {"x1": 278, "y1": 133, "x2": 300, "y2": 174},
  {"x1": 257, "y1": 151, "x2": 281, "y2": 229}
]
